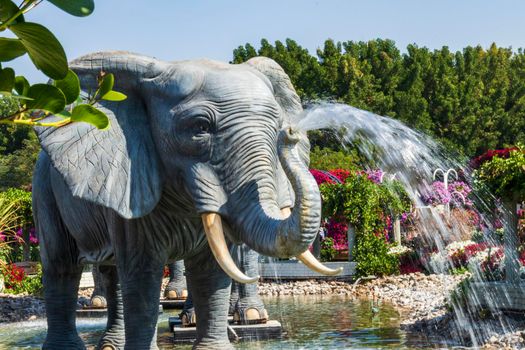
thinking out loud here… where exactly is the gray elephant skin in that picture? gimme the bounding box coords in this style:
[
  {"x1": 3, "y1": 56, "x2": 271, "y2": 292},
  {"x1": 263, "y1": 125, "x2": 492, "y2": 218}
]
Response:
[{"x1": 32, "y1": 52, "x2": 324, "y2": 349}]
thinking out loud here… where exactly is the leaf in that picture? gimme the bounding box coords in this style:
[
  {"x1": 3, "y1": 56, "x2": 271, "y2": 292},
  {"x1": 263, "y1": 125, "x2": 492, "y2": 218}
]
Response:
[
  {"x1": 97, "y1": 73, "x2": 114, "y2": 99},
  {"x1": 101, "y1": 90, "x2": 126, "y2": 101},
  {"x1": 10, "y1": 22, "x2": 67, "y2": 80},
  {"x1": 0, "y1": 0, "x2": 24, "y2": 23},
  {"x1": 0, "y1": 67, "x2": 15, "y2": 92},
  {"x1": 14, "y1": 75, "x2": 29, "y2": 95},
  {"x1": 45, "y1": 0, "x2": 94, "y2": 17},
  {"x1": 55, "y1": 109, "x2": 71, "y2": 118},
  {"x1": 71, "y1": 104, "x2": 109, "y2": 129},
  {"x1": 54, "y1": 69, "x2": 80, "y2": 104},
  {"x1": 0, "y1": 38, "x2": 26, "y2": 61},
  {"x1": 26, "y1": 84, "x2": 66, "y2": 113}
]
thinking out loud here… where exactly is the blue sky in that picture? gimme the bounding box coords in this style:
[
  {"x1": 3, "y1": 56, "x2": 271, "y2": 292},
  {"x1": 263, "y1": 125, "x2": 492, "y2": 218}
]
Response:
[{"x1": 9, "y1": 0, "x2": 525, "y2": 82}]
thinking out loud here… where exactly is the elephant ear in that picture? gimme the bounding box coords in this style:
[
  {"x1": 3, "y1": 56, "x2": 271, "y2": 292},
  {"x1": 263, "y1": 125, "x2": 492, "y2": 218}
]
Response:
[
  {"x1": 244, "y1": 57, "x2": 302, "y2": 117},
  {"x1": 36, "y1": 51, "x2": 165, "y2": 219}
]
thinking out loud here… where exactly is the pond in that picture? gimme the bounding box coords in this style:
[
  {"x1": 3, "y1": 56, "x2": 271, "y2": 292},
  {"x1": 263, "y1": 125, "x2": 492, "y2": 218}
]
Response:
[{"x1": 0, "y1": 295, "x2": 441, "y2": 349}]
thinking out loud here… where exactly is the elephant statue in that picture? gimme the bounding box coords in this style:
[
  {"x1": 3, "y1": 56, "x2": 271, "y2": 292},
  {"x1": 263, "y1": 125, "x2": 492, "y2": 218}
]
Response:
[
  {"x1": 33, "y1": 51, "x2": 341, "y2": 349},
  {"x1": 164, "y1": 260, "x2": 188, "y2": 300},
  {"x1": 179, "y1": 244, "x2": 269, "y2": 327}
]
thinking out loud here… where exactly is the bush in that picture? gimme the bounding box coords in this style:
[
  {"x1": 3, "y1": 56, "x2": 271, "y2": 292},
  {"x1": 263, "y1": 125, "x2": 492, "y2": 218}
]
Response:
[
  {"x1": 309, "y1": 146, "x2": 359, "y2": 171},
  {"x1": 0, "y1": 188, "x2": 37, "y2": 263},
  {"x1": 473, "y1": 144, "x2": 525, "y2": 201},
  {"x1": 1, "y1": 262, "x2": 43, "y2": 295},
  {"x1": 320, "y1": 237, "x2": 336, "y2": 262},
  {"x1": 320, "y1": 172, "x2": 411, "y2": 276}
]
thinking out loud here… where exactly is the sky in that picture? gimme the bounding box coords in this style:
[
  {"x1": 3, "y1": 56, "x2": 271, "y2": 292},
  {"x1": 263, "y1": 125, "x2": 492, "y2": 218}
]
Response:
[{"x1": 8, "y1": 0, "x2": 525, "y2": 83}]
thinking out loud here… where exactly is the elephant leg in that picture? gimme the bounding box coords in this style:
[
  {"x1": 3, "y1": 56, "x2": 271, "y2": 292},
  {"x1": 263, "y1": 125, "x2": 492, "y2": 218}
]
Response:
[
  {"x1": 185, "y1": 247, "x2": 232, "y2": 349},
  {"x1": 232, "y1": 244, "x2": 268, "y2": 324},
  {"x1": 34, "y1": 188, "x2": 84, "y2": 349},
  {"x1": 164, "y1": 260, "x2": 188, "y2": 300},
  {"x1": 97, "y1": 265, "x2": 125, "y2": 350},
  {"x1": 91, "y1": 264, "x2": 108, "y2": 308},
  {"x1": 116, "y1": 252, "x2": 165, "y2": 349},
  {"x1": 228, "y1": 280, "x2": 239, "y2": 316},
  {"x1": 179, "y1": 292, "x2": 197, "y2": 327}
]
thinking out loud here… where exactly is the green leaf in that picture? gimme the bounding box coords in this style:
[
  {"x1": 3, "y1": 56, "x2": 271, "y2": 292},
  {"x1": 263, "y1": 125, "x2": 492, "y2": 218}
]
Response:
[
  {"x1": 0, "y1": 0, "x2": 24, "y2": 23},
  {"x1": 0, "y1": 38, "x2": 26, "y2": 61},
  {"x1": 46, "y1": 0, "x2": 94, "y2": 17},
  {"x1": 97, "y1": 73, "x2": 114, "y2": 99},
  {"x1": 55, "y1": 109, "x2": 71, "y2": 118},
  {"x1": 101, "y1": 90, "x2": 126, "y2": 101},
  {"x1": 14, "y1": 75, "x2": 29, "y2": 95},
  {"x1": 26, "y1": 84, "x2": 66, "y2": 113},
  {"x1": 10, "y1": 22, "x2": 67, "y2": 80},
  {"x1": 0, "y1": 67, "x2": 15, "y2": 92},
  {"x1": 71, "y1": 104, "x2": 110, "y2": 129},
  {"x1": 54, "y1": 69, "x2": 80, "y2": 104},
  {"x1": 9, "y1": 94, "x2": 32, "y2": 100}
]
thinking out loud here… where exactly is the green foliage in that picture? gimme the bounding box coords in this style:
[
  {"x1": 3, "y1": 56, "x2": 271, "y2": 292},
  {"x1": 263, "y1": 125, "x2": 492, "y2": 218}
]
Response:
[
  {"x1": 0, "y1": 0, "x2": 125, "y2": 129},
  {"x1": 320, "y1": 237, "x2": 336, "y2": 262},
  {"x1": 309, "y1": 146, "x2": 359, "y2": 171},
  {"x1": 0, "y1": 188, "x2": 32, "y2": 225},
  {"x1": 320, "y1": 172, "x2": 411, "y2": 276},
  {"x1": 233, "y1": 39, "x2": 525, "y2": 157},
  {"x1": 9, "y1": 21, "x2": 67, "y2": 79},
  {"x1": 474, "y1": 145, "x2": 525, "y2": 201}
]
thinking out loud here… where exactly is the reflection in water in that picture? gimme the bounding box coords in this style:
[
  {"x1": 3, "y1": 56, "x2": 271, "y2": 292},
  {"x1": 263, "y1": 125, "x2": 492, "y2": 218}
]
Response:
[{"x1": 0, "y1": 295, "x2": 442, "y2": 349}]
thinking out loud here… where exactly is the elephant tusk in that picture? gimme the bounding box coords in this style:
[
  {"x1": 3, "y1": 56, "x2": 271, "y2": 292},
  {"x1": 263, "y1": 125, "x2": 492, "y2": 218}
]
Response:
[
  {"x1": 296, "y1": 250, "x2": 344, "y2": 276},
  {"x1": 280, "y1": 207, "x2": 292, "y2": 218},
  {"x1": 202, "y1": 213, "x2": 259, "y2": 284},
  {"x1": 280, "y1": 207, "x2": 342, "y2": 276}
]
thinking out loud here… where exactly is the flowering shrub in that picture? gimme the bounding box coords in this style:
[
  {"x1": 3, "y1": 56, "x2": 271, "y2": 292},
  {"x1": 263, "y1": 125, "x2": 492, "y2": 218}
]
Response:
[
  {"x1": 0, "y1": 262, "x2": 43, "y2": 295},
  {"x1": 0, "y1": 189, "x2": 39, "y2": 263},
  {"x1": 2, "y1": 263, "x2": 25, "y2": 289},
  {"x1": 472, "y1": 144, "x2": 525, "y2": 201},
  {"x1": 325, "y1": 218, "x2": 348, "y2": 251},
  {"x1": 320, "y1": 237, "x2": 336, "y2": 262},
  {"x1": 422, "y1": 180, "x2": 472, "y2": 207},
  {"x1": 329, "y1": 169, "x2": 351, "y2": 183},
  {"x1": 470, "y1": 147, "x2": 519, "y2": 169},
  {"x1": 365, "y1": 169, "x2": 384, "y2": 184},
  {"x1": 320, "y1": 172, "x2": 411, "y2": 276},
  {"x1": 310, "y1": 169, "x2": 335, "y2": 185}
]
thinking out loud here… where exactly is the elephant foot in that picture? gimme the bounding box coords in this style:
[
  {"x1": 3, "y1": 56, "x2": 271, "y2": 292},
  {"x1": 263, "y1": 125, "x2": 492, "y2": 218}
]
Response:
[
  {"x1": 43, "y1": 335, "x2": 85, "y2": 350},
  {"x1": 179, "y1": 308, "x2": 197, "y2": 327},
  {"x1": 233, "y1": 305, "x2": 268, "y2": 325},
  {"x1": 99, "y1": 344, "x2": 117, "y2": 350},
  {"x1": 193, "y1": 340, "x2": 233, "y2": 350},
  {"x1": 164, "y1": 288, "x2": 188, "y2": 300},
  {"x1": 97, "y1": 333, "x2": 125, "y2": 350},
  {"x1": 90, "y1": 295, "x2": 107, "y2": 309}
]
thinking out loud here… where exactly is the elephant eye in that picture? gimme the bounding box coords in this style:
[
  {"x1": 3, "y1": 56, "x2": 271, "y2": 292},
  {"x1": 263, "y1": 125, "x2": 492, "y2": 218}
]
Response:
[{"x1": 193, "y1": 118, "x2": 211, "y2": 135}]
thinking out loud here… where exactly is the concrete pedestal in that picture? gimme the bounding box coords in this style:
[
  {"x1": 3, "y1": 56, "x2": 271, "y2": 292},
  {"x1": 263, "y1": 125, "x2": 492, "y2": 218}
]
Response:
[{"x1": 172, "y1": 319, "x2": 283, "y2": 343}]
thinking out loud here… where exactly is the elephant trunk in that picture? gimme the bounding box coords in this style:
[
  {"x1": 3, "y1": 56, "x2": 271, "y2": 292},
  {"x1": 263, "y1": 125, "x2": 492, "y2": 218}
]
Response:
[{"x1": 239, "y1": 127, "x2": 322, "y2": 258}]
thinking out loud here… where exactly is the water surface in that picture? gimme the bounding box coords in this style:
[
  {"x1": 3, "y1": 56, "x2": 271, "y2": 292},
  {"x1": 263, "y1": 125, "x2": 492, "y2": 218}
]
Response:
[{"x1": 0, "y1": 295, "x2": 441, "y2": 349}]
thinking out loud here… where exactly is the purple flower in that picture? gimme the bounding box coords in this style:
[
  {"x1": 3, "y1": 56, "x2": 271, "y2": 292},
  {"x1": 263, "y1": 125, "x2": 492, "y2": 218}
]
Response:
[
  {"x1": 365, "y1": 169, "x2": 384, "y2": 184},
  {"x1": 422, "y1": 181, "x2": 451, "y2": 205}
]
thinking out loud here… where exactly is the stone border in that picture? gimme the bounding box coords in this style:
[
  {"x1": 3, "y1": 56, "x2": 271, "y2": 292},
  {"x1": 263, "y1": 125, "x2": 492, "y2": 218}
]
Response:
[{"x1": 259, "y1": 261, "x2": 356, "y2": 279}]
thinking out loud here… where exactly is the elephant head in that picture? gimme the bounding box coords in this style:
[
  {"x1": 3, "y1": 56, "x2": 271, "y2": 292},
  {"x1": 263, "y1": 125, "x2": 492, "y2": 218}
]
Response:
[{"x1": 36, "y1": 51, "x2": 340, "y2": 283}]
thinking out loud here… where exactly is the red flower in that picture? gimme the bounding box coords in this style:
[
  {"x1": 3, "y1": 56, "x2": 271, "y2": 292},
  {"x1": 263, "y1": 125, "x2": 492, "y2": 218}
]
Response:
[
  {"x1": 470, "y1": 147, "x2": 519, "y2": 169},
  {"x1": 309, "y1": 169, "x2": 335, "y2": 185}
]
